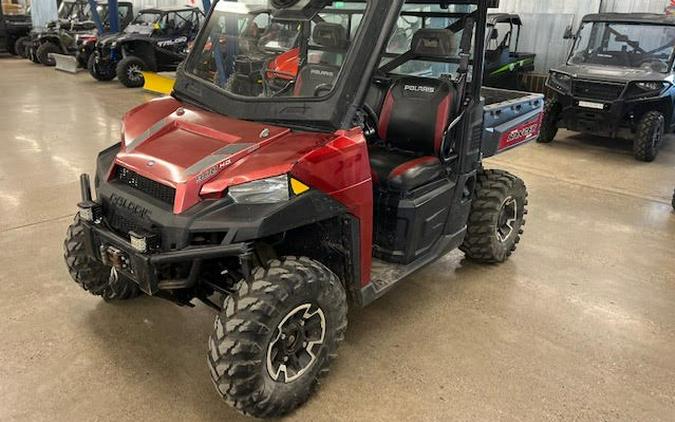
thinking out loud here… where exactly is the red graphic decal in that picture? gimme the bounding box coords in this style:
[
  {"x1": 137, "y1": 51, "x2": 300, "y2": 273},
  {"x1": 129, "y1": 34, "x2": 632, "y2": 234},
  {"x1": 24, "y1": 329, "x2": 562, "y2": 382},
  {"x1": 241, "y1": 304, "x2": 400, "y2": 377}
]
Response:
[{"x1": 498, "y1": 113, "x2": 543, "y2": 151}]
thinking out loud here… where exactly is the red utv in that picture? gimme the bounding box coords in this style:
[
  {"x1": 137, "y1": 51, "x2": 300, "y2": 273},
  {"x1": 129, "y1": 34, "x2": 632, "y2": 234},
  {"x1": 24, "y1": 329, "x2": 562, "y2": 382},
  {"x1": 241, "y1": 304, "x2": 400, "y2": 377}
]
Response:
[{"x1": 64, "y1": 0, "x2": 543, "y2": 418}]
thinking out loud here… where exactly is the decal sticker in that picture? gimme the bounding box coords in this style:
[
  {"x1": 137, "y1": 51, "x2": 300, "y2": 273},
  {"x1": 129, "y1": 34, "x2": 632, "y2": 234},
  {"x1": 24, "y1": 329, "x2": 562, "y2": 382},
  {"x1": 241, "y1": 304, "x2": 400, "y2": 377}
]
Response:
[
  {"x1": 196, "y1": 159, "x2": 232, "y2": 184},
  {"x1": 126, "y1": 118, "x2": 168, "y2": 151},
  {"x1": 157, "y1": 36, "x2": 188, "y2": 48},
  {"x1": 490, "y1": 57, "x2": 534, "y2": 76},
  {"x1": 498, "y1": 114, "x2": 543, "y2": 151},
  {"x1": 187, "y1": 143, "x2": 258, "y2": 185},
  {"x1": 404, "y1": 85, "x2": 436, "y2": 93},
  {"x1": 310, "y1": 69, "x2": 335, "y2": 77}
]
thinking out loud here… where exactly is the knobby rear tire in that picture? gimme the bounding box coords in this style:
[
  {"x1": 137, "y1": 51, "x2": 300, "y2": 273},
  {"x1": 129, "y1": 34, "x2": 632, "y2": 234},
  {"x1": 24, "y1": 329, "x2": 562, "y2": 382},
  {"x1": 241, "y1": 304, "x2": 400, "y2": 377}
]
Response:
[{"x1": 460, "y1": 169, "x2": 528, "y2": 263}]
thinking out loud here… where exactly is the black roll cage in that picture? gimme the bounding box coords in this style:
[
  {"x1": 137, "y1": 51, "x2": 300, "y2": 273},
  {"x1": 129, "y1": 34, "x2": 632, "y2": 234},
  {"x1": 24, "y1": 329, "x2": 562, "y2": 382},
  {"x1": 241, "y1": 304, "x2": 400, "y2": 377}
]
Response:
[{"x1": 487, "y1": 14, "x2": 522, "y2": 52}]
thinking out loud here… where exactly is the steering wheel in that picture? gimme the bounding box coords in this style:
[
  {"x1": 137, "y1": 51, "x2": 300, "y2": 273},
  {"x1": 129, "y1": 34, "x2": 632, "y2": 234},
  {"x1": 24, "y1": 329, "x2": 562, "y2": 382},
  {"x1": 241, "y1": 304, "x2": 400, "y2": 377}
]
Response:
[
  {"x1": 262, "y1": 60, "x2": 297, "y2": 97},
  {"x1": 313, "y1": 83, "x2": 334, "y2": 97},
  {"x1": 356, "y1": 103, "x2": 379, "y2": 139}
]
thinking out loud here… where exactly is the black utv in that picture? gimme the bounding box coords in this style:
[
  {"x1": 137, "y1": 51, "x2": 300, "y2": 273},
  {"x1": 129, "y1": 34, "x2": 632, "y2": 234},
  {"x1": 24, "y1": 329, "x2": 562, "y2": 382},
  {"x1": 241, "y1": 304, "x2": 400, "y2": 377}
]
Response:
[
  {"x1": 89, "y1": 6, "x2": 203, "y2": 88},
  {"x1": 0, "y1": 0, "x2": 31, "y2": 55},
  {"x1": 29, "y1": 0, "x2": 133, "y2": 67},
  {"x1": 541, "y1": 13, "x2": 675, "y2": 162},
  {"x1": 484, "y1": 13, "x2": 536, "y2": 90}
]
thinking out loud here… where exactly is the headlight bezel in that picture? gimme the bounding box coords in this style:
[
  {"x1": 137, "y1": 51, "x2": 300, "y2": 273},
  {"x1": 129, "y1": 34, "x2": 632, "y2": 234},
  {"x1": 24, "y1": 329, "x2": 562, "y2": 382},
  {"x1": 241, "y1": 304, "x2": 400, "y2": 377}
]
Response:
[
  {"x1": 626, "y1": 81, "x2": 671, "y2": 100},
  {"x1": 226, "y1": 175, "x2": 311, "y2": 204},
  {"x1": 547, "y1": 71, "x2": 573, "y2": 93},
  {"x1": 227, "y1": 175, "x2": 291, "y2": 205}
]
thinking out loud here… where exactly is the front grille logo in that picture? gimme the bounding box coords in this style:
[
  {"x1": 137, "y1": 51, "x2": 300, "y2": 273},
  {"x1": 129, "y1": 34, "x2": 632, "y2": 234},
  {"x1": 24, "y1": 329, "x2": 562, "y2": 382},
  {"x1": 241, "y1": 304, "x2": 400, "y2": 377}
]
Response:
[{"x1": 110, "y1": 193, "x2": 151, "y2": 220}]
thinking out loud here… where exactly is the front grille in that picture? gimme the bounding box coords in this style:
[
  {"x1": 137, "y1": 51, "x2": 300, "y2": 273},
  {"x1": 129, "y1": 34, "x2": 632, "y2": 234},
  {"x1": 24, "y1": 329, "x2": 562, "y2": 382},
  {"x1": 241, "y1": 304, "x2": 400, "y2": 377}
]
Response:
[
  {"x1": 108, "y1": 213, "x2": 146, "y2": 238},
  {"x1": 115, "y1": 166, "x2": 176, "y2": 206},
  {"x1": 573, "y1": 80, "x2": 625, "y2": 102}
]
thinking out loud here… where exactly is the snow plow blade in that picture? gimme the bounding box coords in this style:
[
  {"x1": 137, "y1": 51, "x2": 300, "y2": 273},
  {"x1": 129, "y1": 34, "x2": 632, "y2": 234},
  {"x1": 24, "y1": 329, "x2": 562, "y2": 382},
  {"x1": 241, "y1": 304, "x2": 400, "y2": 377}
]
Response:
[{"x1": 142, "y1": 72, "x2": 176, "y2": 95}]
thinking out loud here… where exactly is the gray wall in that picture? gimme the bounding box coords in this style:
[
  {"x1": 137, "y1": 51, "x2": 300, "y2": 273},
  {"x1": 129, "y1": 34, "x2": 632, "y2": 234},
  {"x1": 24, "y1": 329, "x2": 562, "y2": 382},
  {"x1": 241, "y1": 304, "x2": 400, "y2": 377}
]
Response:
[
  {"x1": 600, "y1": 0, "x2": 668, "y2": 13},
  {"x1": 31, "y1": 0, "x2": 58, "y2": 28},
  {"x1": 493, "y1": 0, "x2": 672, "y2": 73}
]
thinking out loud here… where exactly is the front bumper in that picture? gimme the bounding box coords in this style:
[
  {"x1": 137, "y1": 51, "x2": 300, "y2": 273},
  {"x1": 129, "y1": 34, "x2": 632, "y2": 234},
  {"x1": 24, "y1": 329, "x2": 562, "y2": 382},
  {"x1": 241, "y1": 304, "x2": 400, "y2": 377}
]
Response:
[
  {"x1": 78, "y1": 215, "x2": 253, "y2": 295},
  {"x1": 78, "y1": 169, "x2": 255, "y2": 296},
  {"x1": 559, "y1": 99, "x2": 628, "y2": 136},
  {"x1": 549, "y1": 84, "x2": 668, "y2": 138},
  {"x1": 93, "y1": 46, "x2": 119, "y2": 66}
]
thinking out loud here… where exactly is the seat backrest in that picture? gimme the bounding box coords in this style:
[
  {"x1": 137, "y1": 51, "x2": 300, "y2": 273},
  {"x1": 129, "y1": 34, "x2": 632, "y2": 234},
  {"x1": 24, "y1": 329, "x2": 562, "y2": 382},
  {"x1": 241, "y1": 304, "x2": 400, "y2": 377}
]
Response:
[
  {"x1": 378, "y1": 77, "x2": 455, "y2": 156},
  {"x1": 377, "y1": 28, "x2": 457, "y2": 155},
  {"x1": 294, "y1": 22, "x2": 347, "y2": 97}
]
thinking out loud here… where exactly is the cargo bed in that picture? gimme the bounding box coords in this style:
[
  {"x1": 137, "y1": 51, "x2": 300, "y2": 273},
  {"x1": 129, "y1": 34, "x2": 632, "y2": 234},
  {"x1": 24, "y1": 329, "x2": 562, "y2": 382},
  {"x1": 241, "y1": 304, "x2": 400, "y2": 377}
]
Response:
[{"x1": 480, "y1": 87, "x2": 544, "y2": 157}]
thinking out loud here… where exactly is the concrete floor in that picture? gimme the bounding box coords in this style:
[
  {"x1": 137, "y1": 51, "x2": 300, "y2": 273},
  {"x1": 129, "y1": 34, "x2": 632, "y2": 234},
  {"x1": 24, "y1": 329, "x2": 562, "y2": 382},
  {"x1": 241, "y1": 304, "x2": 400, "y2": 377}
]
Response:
[{"x1": 1, "y1": 56, "x2": 675, "y2": 422}]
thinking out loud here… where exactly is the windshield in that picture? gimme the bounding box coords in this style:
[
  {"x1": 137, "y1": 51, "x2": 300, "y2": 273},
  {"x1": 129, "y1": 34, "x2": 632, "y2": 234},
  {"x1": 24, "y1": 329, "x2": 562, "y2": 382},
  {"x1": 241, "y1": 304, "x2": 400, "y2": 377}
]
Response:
[
  {"x1": 187, "y1": 1, "x2": 367, "y2": 100},
  {"x1": 125, "y1": 11, "x2": 162, "y2": 33},
  {"x1": 58, "y1": 1, "x2": 76, "y2": 19},
  {"x1": 131, "y1": 11, "x2": 162, "y2": 26},
  {"x1": 58, "y1": 1, "x2": 89, "y2": 20},
  {"x1": 569, "y1": 21, "x2": 675, "y2": 72},
  {"x1": 95, "y1": 5, "x2": 109, "y2": 22},
  {"x1": 380, "y1": 5, "x2": 473, "y2": 79}
]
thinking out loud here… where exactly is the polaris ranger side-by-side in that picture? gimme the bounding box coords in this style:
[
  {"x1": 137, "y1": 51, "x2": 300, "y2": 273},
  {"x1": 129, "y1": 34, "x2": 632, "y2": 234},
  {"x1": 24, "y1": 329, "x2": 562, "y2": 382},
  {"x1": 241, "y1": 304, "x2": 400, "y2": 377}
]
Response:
[
  {"x1": 89, "y1": 6, "x2": 203, "y2": 87},
  {"x1": 64, "y1": 0, "x2": 543, "y2": 417},
  {"x1": 541, "y1": 13, "x2": 675, "y2": 162}
]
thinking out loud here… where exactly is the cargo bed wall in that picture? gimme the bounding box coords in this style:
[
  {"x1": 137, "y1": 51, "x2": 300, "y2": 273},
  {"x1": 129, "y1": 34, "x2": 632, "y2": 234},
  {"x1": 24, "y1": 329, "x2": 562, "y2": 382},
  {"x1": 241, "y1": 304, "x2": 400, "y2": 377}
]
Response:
[{"x1": 481, "y1": 87, "x2": 544, "y2": 157}]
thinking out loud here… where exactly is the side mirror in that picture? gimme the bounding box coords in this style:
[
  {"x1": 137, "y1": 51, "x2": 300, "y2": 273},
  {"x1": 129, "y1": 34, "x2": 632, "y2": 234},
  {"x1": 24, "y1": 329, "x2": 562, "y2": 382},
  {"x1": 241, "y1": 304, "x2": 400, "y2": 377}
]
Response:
[
  {"x1": 615, "y1": 34, "x2": 630, "y2": 42},
  {"x1": 563, "y1": 25, "x2": 575, "y2": 40}
]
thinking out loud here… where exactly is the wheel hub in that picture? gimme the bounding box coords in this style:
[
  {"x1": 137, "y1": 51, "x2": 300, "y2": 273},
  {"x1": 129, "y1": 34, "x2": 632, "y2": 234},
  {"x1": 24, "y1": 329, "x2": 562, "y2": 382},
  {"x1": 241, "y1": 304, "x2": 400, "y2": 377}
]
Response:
[
  {"x1": 496, "y1": 196, "x2": 518, "y2": 243},
  {"x1": 266, "y1": 303, "x2": 326, "y2": 383},
  {"x1": 128, "y1": 64, "x2": 142, "y2": 81}
]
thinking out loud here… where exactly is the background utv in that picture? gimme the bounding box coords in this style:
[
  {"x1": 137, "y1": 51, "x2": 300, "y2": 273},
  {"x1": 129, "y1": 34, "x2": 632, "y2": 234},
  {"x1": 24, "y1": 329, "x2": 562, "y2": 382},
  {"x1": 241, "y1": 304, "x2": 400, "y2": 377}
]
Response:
[
  {"x1": 29, "y1": 0, "x2": 133, "y2": 67},
  {"x1": 540, "y1": 13, "x2": 675, "y2": 162},
  {"x1": 0, "y1": 0, "x2": 31, "y2": 56},
  {"x1": 89, "y1": 6, "x2": 203, "y2": 87},
  {"x1": 484, "y1": 13, "x2": 535, "y2": 90}
]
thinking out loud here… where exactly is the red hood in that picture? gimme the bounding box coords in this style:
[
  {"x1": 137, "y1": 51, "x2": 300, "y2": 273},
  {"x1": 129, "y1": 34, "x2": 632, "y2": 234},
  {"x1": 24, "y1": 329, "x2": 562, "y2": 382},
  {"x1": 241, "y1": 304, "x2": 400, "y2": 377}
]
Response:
[{"x1": 117, "y1": 97, "x2": 329, "y2": 213}]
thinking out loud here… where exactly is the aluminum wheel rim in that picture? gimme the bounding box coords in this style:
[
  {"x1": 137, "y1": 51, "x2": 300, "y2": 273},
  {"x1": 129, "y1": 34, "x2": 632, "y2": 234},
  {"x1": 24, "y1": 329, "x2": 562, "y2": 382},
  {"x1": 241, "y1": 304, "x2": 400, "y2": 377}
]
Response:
[
  {"x1": 266, "y1": 303, "x2": 326, "y2": 383},
  {"x1": 496, "y1": 196, "x2": 518, "y2": 243},
  {"x1": 127, "y1": 64, "x2": 142, "y2": 81}
]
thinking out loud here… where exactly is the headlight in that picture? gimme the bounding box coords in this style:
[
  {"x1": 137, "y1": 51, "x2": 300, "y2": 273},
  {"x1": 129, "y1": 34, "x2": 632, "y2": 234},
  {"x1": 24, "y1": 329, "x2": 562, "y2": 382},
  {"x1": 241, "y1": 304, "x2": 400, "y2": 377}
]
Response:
[
  {"x1": 548, "y1": 72, "x2": 572, "y2": 93},
  {"x1": 228, "y1": 175, "x2": 290, "y2": 204},
  {"x1": 635, "y1": 81, "x2": 669, "y2": 93},
  {"x1": 227, "y1": 175, "x2": 311, "y2": 204},
  {"x1": 627, "y1": 81, "x2": 670, "y2": 99}
]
